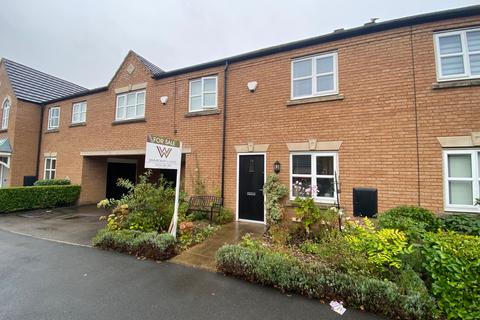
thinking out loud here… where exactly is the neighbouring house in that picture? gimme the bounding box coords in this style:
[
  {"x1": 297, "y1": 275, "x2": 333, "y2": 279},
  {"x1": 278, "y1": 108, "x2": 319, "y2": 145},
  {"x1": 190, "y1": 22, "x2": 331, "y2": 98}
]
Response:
[
  {"x1": 1, "y1": 5, "x2": 480, "y2": 222},
  {"x1": 0, "y1": 58, "x2": 86, "y2": 188}
]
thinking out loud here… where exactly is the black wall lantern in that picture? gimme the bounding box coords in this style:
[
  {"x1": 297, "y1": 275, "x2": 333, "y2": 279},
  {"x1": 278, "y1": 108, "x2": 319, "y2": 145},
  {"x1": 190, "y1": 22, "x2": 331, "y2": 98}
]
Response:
[{"x1": 273, "y1": 160, "x2": 281, "y2": 174}]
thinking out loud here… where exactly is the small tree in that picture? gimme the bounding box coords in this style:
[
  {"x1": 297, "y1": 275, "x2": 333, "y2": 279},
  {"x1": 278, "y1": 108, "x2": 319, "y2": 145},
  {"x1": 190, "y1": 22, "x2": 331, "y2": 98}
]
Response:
[
  {"x1": 263, "y1": 174, "x2": 288, "y2": 226},
  {"x1": 98, "y1": 171, "x2": 177, "y2": 232}
]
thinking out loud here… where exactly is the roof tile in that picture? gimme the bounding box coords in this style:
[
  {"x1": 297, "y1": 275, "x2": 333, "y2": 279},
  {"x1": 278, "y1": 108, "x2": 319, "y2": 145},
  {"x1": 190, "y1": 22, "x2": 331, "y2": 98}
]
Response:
[{"x1": 2, "y1": 59, "x2": 87, "y2": 104}]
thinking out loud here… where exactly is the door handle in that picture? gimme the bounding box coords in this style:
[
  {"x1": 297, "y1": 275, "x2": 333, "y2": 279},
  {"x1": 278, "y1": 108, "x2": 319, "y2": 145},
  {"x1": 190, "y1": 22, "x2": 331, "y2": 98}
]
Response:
[{"x1": 246, "y1": 192, "x2": 256, "y2": 196}]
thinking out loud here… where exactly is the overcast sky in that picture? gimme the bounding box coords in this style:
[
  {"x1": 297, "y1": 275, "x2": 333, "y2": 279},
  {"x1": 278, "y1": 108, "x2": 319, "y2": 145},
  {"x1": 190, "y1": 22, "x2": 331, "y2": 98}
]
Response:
[{"x1": 0, "y1": 0, "x2": 477, "y2": 88}]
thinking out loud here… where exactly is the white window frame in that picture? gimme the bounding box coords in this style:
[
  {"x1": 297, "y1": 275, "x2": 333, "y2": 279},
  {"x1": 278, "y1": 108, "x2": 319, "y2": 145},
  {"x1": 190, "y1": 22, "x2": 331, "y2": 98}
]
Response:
[
  {"x1": 291, "y1": 52, "x2": 338, "y2": 100},
  {"x1": 0, "y1": 155, "x2": 10, "y2": 168},
  {"x1": 44, "y1": 157, "x2": 57, "y2": 180},
  {"x1": 0, "y1": 155, "x2": 9, "y2": 188},
  {"x1": 48, "y1": 107, "x2": 60, "y2": 130},
  {"x1": 1, "y1": 98, "x2": 10, "y2": 130},
  {"x1": 115, "y1": 90, "x2": 146, "y2": 121},
  {"x1": 443, "y1": 149, "x2": 480, "y2": 213},
  {"x1": 434, "y1": 27, "x2": 480, "y2": 81},
  {"x1": 289, "y1": 152, "x2": 339, "y2": 203},
  {"x1": 71, "y1": 101, "x2": 87, "y2": 124},
  {"x1": 189, "y1": 76, "x2": 218, "y2": 112}
]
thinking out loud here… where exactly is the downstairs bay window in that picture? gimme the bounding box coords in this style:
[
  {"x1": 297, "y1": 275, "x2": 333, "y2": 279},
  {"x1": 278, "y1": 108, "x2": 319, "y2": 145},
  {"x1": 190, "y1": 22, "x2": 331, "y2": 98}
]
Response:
[
  {"x1": 443, "y1": 150, "x2": 480, "y2": 213},
  {"x1": 290, "y1": 152, "x2": 338, "y2": 203}
]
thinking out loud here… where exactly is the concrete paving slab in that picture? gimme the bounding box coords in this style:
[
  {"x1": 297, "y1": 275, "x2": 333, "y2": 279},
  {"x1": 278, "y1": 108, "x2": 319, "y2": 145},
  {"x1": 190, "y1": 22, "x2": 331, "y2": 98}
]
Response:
[{"x1": 171, "y1": 221, "x2": 266, "y2": 271}]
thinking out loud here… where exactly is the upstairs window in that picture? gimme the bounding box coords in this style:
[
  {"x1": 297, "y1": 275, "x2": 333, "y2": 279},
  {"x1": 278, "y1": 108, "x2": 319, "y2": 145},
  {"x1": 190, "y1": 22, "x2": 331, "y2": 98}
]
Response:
[
  {"x1": 435, "y1": 28, "x2": 480, "y2": 81},
  {"x1": 44, "y1": 157, "x2": 56, "y2": 180},
  {"x1": 116, "y1": 90, "x2": 145, "y2": 121},
  {"x1": 291, "y1": 52, "x2": 338, "y2": 99},
  {"x1": 72, "y1": 101, "x2": 87, "y2": 124},
  {"x1": 1, "y1": 98, "x2": 10, "y2": 130},
  {"x1": 189, "y1": 76, "x2": 217, "y2": 112},
  {"x1": 48, "y1": 107, "x2": 60, "y2": 130}
]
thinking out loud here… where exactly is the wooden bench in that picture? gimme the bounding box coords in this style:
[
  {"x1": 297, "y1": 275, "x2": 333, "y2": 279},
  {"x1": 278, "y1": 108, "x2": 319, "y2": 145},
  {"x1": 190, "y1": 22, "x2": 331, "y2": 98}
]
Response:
[{"x1": 187, "y1": 195, "x2": 223, "y2": 221}]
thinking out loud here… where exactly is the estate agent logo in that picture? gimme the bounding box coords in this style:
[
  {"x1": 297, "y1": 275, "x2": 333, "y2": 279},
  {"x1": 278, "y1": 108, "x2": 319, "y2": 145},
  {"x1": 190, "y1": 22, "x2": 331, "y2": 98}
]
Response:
[{"x1": 156, "y1": 146, "x2": 173, "y2": 158}]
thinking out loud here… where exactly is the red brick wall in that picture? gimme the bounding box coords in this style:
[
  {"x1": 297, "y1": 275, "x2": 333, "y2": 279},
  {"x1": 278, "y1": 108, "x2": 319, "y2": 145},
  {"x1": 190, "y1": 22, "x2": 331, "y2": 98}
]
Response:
[
  {"x1": 37, "y1": 15, "x2": 480, "y2": 216},
  {"x1": 412, "y1": 17, "x2": 480, "y2": 211},
  {"x1": 0, "y1": 62, "x2": 42, "y2": 187}
]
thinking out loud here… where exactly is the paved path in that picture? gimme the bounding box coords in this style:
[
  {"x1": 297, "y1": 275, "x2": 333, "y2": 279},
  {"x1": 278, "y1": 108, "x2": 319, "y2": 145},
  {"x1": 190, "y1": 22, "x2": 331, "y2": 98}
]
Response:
[
  {"x1": 0, "y1": 230, "x2": 384, "y2": 320},
  {"x1": 0, "y1": 205, "x2": 106, "y2": 246},
  {"x1": 171, "y1": 221, "x2": 266, "y2": 270}
]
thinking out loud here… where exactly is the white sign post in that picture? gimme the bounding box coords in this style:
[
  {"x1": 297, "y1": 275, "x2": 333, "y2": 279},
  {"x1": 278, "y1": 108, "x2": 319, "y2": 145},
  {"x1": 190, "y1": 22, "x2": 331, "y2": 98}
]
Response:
[{"x1": 145, "y1": 135, "x2": 182, "y2": 238}]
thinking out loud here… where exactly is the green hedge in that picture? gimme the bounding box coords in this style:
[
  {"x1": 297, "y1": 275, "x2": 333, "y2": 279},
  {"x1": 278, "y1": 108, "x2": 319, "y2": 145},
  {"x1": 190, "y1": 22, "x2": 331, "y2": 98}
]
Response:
[
  {"x1": 0, "y1": 185, "x2": 81, "y2": 213},
  {"x1": 423, "y1": 231, "x2": 480, "y2": 320},
  {"x1": 378, "y1": 206, "x2": 441, "y2": 241},
  {"x1": 34, "y1": 178, "x2": 71, "y2": 186},
  {"x1": 440, "y1": 214, "x2": 480, "y2": 236},
  {"x1": 216, "y1": 244, "x2": 435, "y2": 320},
  {"x1": 92, "y1": 229, "x2": 176, "y2": 261}
]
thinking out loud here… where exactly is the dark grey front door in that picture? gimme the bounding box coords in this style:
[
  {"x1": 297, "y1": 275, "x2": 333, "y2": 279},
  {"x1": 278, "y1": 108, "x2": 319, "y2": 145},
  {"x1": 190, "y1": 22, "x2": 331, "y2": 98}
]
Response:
[{"x1": 238, "y1": 155, "x2": 264, "y2": 222}]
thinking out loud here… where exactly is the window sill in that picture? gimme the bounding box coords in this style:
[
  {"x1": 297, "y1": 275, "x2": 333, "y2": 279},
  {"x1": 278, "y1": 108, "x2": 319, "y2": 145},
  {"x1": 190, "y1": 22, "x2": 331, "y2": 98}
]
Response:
[
  {"x1": 286, "y1": 200, "x2": 336, "y2": 208},
  {"x1": 444, "y1": 206, "x2": 480, "y2": 214},
  {"x1": 286, "y1": 94, "x2": 344, "y2": 106},
  {"x1": 45, "y1": 129, "x2": 59, "y2": 134},
  {"x1": 432, "y1": 79, "x2": 480, "y2": 89},
  {"x1": 69, "y1": 122, "x2": 86, "y2": 128},
  {"x1": 184, "y1": 109, "x2": 220, "y2": 118},
  {"x1": 0, "y1": 129, "x2": 7, "y2": 133},
  {"x1": 111, "y1": 118, "x2": 146, "y2": 126}
]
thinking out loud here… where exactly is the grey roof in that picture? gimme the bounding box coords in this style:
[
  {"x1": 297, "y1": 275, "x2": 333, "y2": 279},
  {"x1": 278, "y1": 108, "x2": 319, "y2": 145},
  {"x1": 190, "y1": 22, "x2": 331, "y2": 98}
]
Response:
[
  {"x1": 0, "y1": 138, "x2": 12, "y2": 154},
  {"x1": 2, "y1": 59, "x2": 87, "y2": 104},
  {"x1": 133, "y1": 52, "x2": 164, "y2": 76}
]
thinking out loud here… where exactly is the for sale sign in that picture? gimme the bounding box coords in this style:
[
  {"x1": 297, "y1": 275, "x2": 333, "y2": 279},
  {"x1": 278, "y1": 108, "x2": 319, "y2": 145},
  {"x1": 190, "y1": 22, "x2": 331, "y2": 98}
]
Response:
[
  {"x1": 144, "y1": 135, "x2": 183, "y2": 239},
  {"x1": 145, "y1": 135, "x2": 181, "y2": 169}
]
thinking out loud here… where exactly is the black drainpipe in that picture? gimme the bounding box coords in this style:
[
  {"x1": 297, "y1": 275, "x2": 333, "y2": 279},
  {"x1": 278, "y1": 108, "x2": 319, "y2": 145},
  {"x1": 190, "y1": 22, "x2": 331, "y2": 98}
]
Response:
[
  {"x1": 35, "y1": 104, "x2": 45, "y2": 180},
  {"x1": 409, "y1": 26, "x2": 421, "y2": 206},
  {"x1": 220, "y1": 60, "x2": 229, "y2": 202}
]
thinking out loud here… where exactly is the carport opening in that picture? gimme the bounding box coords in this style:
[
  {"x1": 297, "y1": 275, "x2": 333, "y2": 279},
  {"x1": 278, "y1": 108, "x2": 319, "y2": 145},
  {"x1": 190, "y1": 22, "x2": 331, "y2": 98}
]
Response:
[
  {"x1": 104, "y1": 155, "x2": 186, "y2": 200},
  {"x1": 81, "y1": 152, "x2": 186, "y2": 203}
]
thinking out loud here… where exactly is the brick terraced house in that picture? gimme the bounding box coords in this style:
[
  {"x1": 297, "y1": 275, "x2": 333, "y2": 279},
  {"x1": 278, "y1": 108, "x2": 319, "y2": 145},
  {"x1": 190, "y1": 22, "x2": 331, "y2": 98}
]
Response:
[{"x1": 1, "y1": 6, "x2": 480, "y2": 221}]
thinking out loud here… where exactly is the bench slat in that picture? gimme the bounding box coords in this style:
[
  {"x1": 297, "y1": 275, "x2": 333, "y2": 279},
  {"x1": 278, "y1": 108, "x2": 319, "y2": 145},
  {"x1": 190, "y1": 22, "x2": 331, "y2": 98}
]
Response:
[{"x1": 187, "y1": 195, "x2": 223, "y2": 220}]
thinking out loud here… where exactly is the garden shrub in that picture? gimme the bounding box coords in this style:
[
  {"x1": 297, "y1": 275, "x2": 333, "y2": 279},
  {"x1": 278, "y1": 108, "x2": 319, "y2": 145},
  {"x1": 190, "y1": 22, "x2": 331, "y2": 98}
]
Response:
[
  {"x1": 92, "y1": 228, "x2": 176, "y2": 260},
  {"x1": 33, "y1": 178, "x2": 71, "y2": 186},
  {"x1": 268, "y1": 223, "x2": 291, "y2": 246},
  {"x1": 440, "y1": 214, "x2": 480, "y2": 236},
  {"x1": 98, "y1": 172, "x2": 177, "y2": 232},
  {"x1": 299, "y1": 234, "x2": 377, "y2": 276},
  {"x1": 378, "y1": 206, "x2": 440, "y2": 242},
  {"x1": 394, "y1": 266, "x2": 430, "y2": 297},
  {"x1": 0, "y1": 185, "x2": 81, "y2": 213},
  {"x1": 263, "y1": 174, "x2": 288, "y2": 225},
  {"x1": 346, "y1": 218, "x2": 413, "y2": 271},
  {"x1": 214, "y1": 206, "x2": 234, "y2": 225},
  {"x1": 216, "y1": 243, "x2": 436, "y2": 319},
  {"x1": 185, "y1": 210, "x2": 209, "y2": 221},
  {"x1": 422, "y1": 231, "x2": 480, "y2": 320},
  {"x1": 177, "y1": 221, "x2": 219, "y2": 250},
  {"x1": 293, "y1": 197, "x2": 338, "y2": 236}
]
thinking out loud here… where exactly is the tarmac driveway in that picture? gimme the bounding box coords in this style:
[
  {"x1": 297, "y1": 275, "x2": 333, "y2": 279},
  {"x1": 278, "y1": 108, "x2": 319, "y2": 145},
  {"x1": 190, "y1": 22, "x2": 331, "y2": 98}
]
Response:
[{"x1": 0, "y1": 205, "x2": 106, "y2": 246}]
